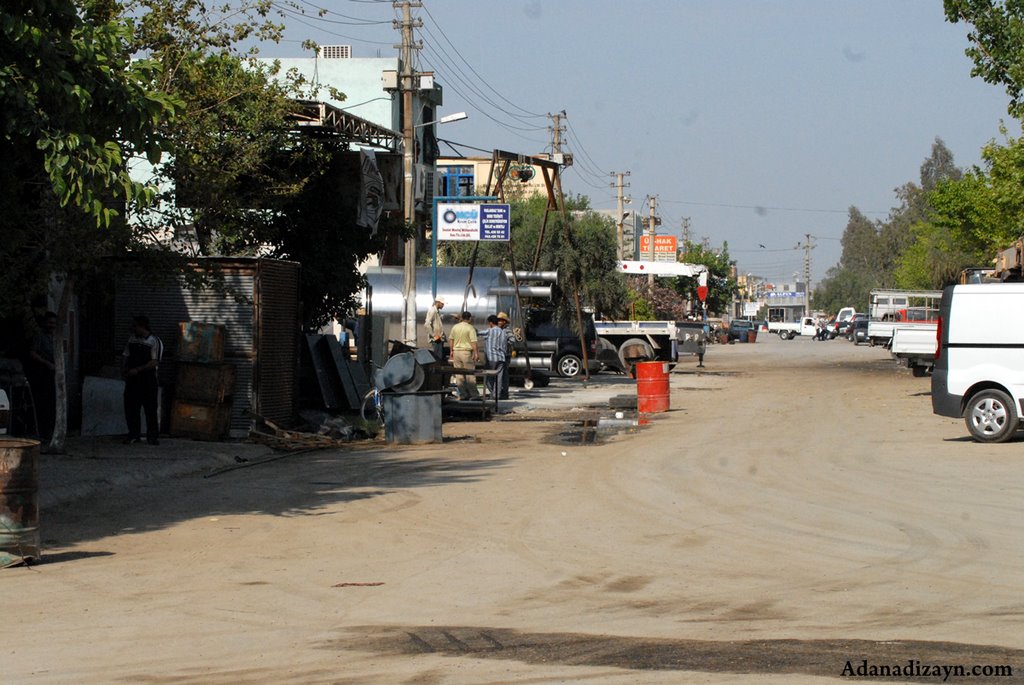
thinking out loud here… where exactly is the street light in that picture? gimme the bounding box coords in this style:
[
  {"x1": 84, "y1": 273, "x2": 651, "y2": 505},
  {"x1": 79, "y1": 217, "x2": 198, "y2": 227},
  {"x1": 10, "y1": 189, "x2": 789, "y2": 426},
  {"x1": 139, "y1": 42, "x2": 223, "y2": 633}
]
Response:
[
  {"x1": 401, "y1": 111, "x2": 469, "y2": 346},
  {"x1": 417, "y1": 111, "x2": 467, "y2": 127}
]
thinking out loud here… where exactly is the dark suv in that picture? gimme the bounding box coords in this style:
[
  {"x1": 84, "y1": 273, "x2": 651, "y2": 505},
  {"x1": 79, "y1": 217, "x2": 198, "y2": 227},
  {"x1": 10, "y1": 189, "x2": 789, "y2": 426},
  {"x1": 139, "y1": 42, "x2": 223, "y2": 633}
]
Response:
[
  {"x1": 511, "y1": 306, "x2": 598, "y2": 379},
  {"x1": 728, "y1": 319, "x2": 755, "y2": 342}
]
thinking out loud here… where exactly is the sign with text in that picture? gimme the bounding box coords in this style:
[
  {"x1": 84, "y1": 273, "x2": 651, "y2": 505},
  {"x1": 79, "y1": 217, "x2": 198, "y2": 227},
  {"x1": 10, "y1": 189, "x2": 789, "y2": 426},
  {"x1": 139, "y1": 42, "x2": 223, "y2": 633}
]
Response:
[
  {"x1": 639, "y1": 235, "x2": 678, "y2": 262},
  {"x1": 436, "y1": 203, "x2": 511, "y2": 241}
]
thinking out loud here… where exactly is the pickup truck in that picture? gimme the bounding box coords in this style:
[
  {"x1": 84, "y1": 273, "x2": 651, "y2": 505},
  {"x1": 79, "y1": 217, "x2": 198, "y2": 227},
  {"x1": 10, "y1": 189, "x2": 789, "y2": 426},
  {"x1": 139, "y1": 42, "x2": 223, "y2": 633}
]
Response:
[
  {"x1": 867, "y1": 307, "x2": 939, "y2": 347},
  {"x1": 594, "y1": 319, "x2": 706, "y2": 374},
  {"x1": 890, "y1": 323, "x2": 938, "y2": 376},
  {"x1": 768, "y1": 317, "x2": 818, "y2": 340}
]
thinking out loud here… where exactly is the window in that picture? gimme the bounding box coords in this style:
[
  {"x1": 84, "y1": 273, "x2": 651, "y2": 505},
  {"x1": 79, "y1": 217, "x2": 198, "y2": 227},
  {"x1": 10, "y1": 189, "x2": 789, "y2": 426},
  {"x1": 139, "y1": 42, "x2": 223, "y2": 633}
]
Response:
[{"x1": 438, "y1": 165, "x2": 475, "y2": 198}]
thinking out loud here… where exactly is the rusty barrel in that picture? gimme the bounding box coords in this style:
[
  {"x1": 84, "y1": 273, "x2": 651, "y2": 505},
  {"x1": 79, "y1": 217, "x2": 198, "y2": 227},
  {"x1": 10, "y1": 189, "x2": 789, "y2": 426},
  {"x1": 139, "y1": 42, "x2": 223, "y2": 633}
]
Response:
[
  {"x1": 636, "y1": 361, "x2": 670, "y2": 414},
  {"x1": 0, "y1": 438, "x2": 40, "y2": 564}
]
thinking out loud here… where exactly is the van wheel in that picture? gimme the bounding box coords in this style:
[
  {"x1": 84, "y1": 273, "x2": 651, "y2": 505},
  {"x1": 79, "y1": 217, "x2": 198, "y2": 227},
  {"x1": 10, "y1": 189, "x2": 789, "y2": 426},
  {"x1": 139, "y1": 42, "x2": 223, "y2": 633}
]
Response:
[
  {"x1": 556, "y1": 354, "x2": 583, "y2": 378},
  {"x1": 965, "y1": 389, "x2": 1019, "y2": 443}
]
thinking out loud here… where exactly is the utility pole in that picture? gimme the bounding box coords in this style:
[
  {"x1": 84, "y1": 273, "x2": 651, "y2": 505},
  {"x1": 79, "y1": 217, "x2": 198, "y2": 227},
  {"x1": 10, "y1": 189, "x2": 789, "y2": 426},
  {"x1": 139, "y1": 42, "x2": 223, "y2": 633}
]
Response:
[
  {"x1": 680, "y1": 216, "x2": 691, "y2": 260},
  {"x1": 611, "y1": 171, "x2": 630, "y2": 260},
  {"x1": 802, "y1": 233, "x2": 814, "y2": 316},
  {"x1": 548, "y1": 111, "x2": 566, "y2": 155},
  {"x1": 647, "y1": 195, "x2": 659, "y2": 286},
  {"x1": 396, "y1": 0, "x2": 422, "y2": 345}
]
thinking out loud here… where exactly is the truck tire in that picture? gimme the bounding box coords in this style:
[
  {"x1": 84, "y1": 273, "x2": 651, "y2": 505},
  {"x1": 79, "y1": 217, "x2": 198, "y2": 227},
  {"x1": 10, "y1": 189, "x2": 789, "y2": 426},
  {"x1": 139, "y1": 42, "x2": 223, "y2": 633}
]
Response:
[
  {"x1": 964, "y1": 389, "x2": 1019, "y2": 443},
  {"x1": 617, "y1": 338, "x2": 655, "y2": 375},
  {"x1": 778, "y1": 331, "x2": 789, "y2": 341}
]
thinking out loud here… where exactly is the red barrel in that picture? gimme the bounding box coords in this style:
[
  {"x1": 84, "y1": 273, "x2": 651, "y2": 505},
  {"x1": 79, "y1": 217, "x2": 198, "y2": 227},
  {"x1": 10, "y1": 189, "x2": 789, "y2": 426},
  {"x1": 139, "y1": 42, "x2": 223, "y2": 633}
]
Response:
[{"x1": 636, "y1": 361, "x2": 670, "y2": 413}]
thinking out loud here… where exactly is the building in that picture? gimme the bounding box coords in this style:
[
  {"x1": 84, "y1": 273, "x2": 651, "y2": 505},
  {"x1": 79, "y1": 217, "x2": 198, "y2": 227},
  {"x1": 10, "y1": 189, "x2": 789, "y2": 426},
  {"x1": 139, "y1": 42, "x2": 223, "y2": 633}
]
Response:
[
  {"x1": 267, "y1": 48, "x2": 445, "y2": 231},
  {"x1": 435, "y1": 155, "x2": 550, "y2": 198}
]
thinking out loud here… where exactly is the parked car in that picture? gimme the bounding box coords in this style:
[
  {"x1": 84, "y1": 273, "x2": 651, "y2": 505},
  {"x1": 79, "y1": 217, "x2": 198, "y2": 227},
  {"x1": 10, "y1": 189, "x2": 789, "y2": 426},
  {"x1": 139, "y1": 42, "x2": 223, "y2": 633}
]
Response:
[
  {"x1": 509, "y1": 306, "x2": 598, "y2": 380},
  {"x1": 851, "y1": 317, "x2": 869, "y2": 344},
  {"x1": 846, "y1": 313, "x2": 869, "y2": 341},
  {"x1": 728, "y1": 319, "x2": 755, "y2": 342}
]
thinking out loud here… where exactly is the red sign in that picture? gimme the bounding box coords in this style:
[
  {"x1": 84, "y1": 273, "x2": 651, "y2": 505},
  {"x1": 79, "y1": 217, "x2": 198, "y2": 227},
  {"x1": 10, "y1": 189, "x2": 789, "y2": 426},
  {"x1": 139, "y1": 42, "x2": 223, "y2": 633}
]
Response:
[{"x1": 697, "y1": 285, "x2": 708, "y2": 302}]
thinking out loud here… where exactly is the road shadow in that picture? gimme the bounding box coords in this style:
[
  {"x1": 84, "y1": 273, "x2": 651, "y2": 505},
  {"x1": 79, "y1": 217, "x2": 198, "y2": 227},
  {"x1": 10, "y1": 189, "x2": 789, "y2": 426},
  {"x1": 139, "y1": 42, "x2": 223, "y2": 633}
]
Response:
[
  {"x1": 331, "y1": 625, "x2": 1022, "y2": 683},
  {"x1": 39, "y1": 448, "x2": 511, "y2": 548}
]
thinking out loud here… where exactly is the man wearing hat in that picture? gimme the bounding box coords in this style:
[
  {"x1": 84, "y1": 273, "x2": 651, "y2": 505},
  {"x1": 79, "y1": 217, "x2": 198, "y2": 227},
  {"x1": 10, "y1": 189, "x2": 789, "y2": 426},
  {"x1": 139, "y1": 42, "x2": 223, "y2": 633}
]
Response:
[
  {"x1": 424, "y1": 296, "x2": 446, "y2": 360},
  {"x1": 484, "y1": 311, "x2": 512, "y2": 400}
]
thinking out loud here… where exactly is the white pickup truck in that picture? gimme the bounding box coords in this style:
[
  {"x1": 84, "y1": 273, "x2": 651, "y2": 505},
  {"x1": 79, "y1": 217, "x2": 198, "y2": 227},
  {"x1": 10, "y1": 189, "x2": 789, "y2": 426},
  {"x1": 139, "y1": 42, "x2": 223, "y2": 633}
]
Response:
[
  {"x1": 890, "y1": 323, "x2": 938, "y2": 377},
  {"x1": 768, "y1": 317, "x2": 818, "y2": 340}
]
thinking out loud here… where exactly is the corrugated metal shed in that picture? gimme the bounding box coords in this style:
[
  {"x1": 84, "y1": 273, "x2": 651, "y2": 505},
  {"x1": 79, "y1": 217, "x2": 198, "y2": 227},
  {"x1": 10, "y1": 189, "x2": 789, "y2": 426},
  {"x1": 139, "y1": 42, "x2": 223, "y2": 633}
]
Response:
[{"x1": 115, "y1": 258, "x2": 300, "y2": 435}]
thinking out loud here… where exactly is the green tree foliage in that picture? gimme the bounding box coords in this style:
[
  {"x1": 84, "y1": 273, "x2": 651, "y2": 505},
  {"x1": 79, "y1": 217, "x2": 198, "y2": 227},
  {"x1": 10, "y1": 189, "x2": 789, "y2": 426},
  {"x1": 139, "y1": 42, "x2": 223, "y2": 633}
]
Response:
[
  {"x1": 674, "y1": 241, "x2": 737, "y2": 316},
  {"x1": 1, "y1": 0, "x2": 177, "y2": 233},
  {"x1": 945, "y1": 0, "x2": 1024, "y2": 119},
  {"x1": 815, "y1": 139, "x2": 967, "y2": 310},
  {"x1": 125, "y1": 0, "x2": 410, "y2": 328}
]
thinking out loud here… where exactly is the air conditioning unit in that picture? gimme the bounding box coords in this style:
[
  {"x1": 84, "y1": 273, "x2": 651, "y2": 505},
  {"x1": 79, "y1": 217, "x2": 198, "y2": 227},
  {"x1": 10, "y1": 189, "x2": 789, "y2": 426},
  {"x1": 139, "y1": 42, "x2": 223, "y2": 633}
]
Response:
[{"x1": 318, "y1": 45, "x2": 352, "y2": 59}]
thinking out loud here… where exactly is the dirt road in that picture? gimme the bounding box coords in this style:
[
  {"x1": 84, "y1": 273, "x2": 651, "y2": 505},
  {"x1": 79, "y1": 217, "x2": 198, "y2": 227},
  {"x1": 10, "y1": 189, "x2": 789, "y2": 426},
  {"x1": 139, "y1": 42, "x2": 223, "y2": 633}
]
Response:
[{"x1": 4, "y1": 336, "x2": 1023, "y2": 684}]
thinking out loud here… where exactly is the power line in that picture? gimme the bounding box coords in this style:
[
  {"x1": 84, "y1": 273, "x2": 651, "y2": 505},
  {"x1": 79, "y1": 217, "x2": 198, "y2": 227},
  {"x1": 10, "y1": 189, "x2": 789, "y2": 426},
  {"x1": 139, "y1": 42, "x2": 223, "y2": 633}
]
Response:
[
  {"x1": 420, "y1": 2, "x2": 546, "y2": 120},
  {"x1": 419, "y1": 38, "x2": 545, "y2": 131},
  {"x1": 418, "y1": 52, "x2": 547, "y2": 145},
  {"x1": 286, "y1": 0, "x2": 391, "y2": 25},
  {"x1": 564, "y1": 121, "x2": 607, "y2": 179},
  {"x1": 270, "y1": 3, "x2": 395, "y2": 45},
  {"x1": 659, "y1": 198, "x2": 889, "y2": 216}
]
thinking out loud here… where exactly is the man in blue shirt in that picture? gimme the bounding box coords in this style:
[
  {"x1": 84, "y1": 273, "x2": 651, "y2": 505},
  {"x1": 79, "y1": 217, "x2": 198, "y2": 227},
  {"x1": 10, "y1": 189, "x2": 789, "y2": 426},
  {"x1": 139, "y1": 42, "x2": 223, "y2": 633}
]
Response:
[{"x1": 484, "y1": 312, "x2": 512, "y2": 400}]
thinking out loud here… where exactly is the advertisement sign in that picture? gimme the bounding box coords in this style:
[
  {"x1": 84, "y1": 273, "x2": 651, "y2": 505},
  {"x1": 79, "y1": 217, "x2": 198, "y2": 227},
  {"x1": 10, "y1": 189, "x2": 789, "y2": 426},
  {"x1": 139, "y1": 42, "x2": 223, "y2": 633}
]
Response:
[
  {"x1": 639, "y1": 235, "x2": 678, "y2": 262},
  {"x1": 436, "y1": 202, "x2": 511, "y2": 241}
]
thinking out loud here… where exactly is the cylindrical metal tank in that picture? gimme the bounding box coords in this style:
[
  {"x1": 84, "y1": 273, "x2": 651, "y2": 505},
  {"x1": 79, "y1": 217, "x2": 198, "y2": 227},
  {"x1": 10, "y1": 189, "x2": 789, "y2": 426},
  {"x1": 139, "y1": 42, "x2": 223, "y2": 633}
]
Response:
[
  {"x1": 0, "y1": 438, "x2": 40, "y2": 565},
  {"x1": 363, "y1": 266, "x2": 521, "y2": 347}
]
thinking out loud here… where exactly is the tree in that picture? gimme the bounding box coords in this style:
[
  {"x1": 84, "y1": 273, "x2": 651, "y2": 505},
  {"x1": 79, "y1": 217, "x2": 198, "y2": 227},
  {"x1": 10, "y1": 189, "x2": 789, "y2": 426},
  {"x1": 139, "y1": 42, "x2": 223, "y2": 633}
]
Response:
[
  {"x1": 674, "y1": 241, "x2": 737, "y2": 316},
  {"x1": 125, "y1": 0, "x2": 411, "y2": 328},
  {"x1": 1, "y1": 0, "x2": 179, "y2": 451},
  {"x1": 945, "y1": 0, "x2": 1024, "y2": 120}
]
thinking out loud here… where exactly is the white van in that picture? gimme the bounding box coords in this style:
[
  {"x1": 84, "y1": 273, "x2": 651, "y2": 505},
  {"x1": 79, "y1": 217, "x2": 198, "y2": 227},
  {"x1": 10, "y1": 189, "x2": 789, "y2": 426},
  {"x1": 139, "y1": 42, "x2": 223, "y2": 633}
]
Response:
[{"x1": 932, "y1": 283, "x2": 1024, "y2": 442}]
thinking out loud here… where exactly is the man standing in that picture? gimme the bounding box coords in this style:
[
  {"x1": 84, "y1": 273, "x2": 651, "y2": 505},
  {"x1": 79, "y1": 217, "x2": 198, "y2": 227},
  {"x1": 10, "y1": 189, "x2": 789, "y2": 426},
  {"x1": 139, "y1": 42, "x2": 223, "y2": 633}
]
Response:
[
  {"x1": 484, "y1": 312, "x2": 512, "y2": 400},
  {"x1": 449, "y1": 311, "x2": 480, "y2": 399},
  {"x1": 122, "y1": 315, "x2": 163, "y2": 445},
  {"x1": 424, "y1": 296, "x2": 446, "y2": 360}
]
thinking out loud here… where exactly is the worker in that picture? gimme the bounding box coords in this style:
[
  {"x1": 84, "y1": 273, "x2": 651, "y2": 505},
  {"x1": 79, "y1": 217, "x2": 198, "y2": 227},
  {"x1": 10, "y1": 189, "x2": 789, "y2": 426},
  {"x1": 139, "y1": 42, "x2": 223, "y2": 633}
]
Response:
[
  {"x1": 425, "y1": 296, "x2": 446, "y2": 360},
  {"x1": 449, "y1": 311, "x2": 480, "y2": 400}
]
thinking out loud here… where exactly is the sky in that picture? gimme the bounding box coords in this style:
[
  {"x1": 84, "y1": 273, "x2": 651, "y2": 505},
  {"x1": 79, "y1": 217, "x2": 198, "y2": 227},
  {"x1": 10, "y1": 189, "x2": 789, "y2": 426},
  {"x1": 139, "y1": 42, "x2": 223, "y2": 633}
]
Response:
[{"x1": 258, "y1": 0, "x2": 1015, "y2": 286}]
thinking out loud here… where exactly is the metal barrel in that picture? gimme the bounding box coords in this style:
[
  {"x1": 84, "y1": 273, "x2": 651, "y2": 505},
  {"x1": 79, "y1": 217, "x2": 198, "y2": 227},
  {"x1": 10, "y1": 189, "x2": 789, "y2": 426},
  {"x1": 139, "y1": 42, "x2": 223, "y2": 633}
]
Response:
[
  {"x1": 636, "y1": 361, "x2": 670, "y2": 414},
  {"x1": 0, "y1": 438, "x2": 40, "y2": 565}
]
